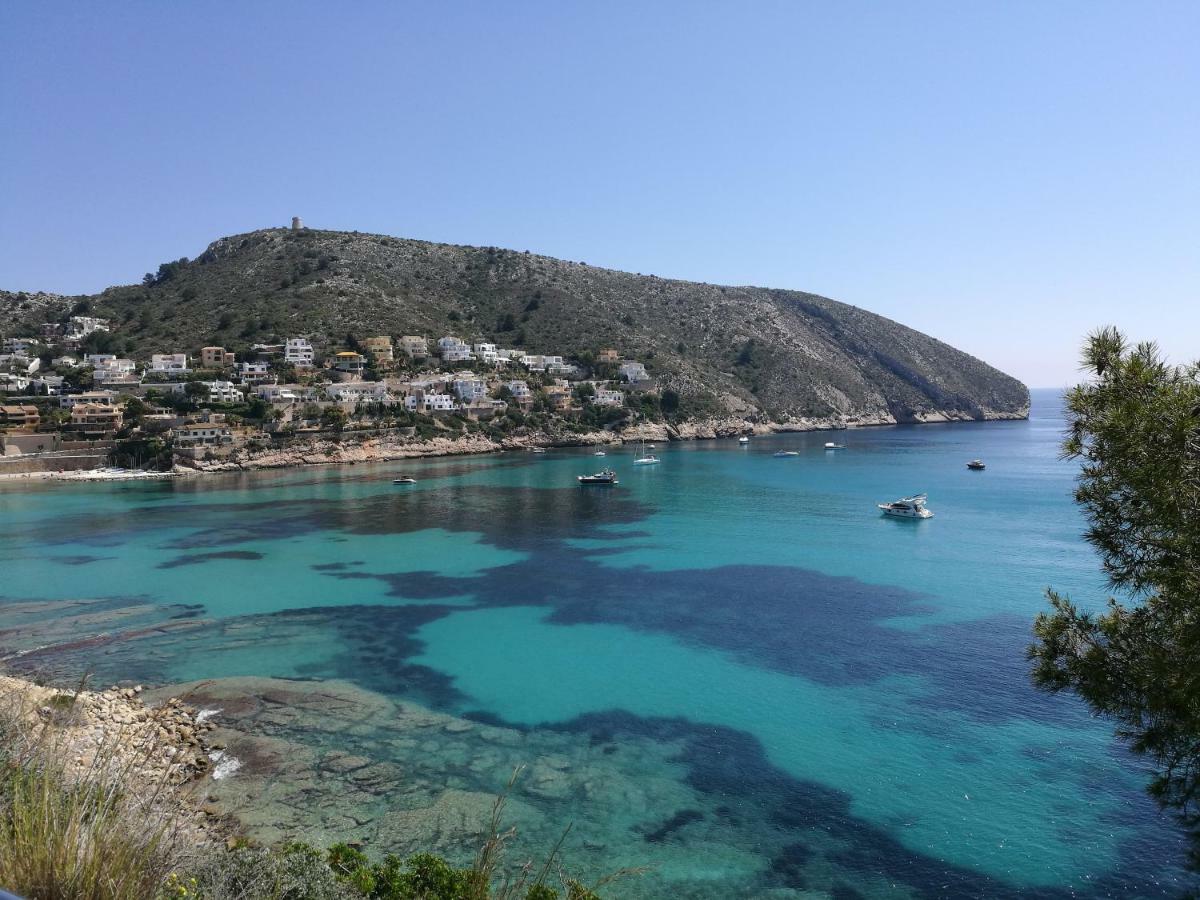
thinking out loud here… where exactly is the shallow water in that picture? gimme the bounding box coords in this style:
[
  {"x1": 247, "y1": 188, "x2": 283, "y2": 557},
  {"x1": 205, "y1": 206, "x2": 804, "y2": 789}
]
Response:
[{"x1": 0, "y1": 390, "x2": 1191, "y2": 897}]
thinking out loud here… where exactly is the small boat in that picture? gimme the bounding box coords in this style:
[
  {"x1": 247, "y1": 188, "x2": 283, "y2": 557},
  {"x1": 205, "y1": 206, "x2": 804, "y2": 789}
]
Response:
[
  {"x1": 738, "y1": 436, "x2": 751, "y2": 444},
  {"x1": 967, "y1": 459, "x2": 986, "y2": 470},
  {"x1": 530, "y1": 447, "x2": 546, "y2": 454},
  {"x1": 392, "y1": 477, "x2": 417, "y2": 485},
  {"x1": 647, "y1": 444, "x2": 657, "y2": 449},
  {"x1": 824, "y1": 442, "x2": 845, "y2": 450},
  {"x1": 633, "y1": 439, "x2": 660, "y2": 466},
  {"x1": 578, "y1": 470, "x2": 618, "y2": 485},
  {"x1": 773, "y1": 450, "x2": 800, "y2": 458},
  {"x1": 878, "y1": 494, "x2": 934, "y2": 519},
  {"x1": 594, "y1": 450, "x2": 606, "y2": 456}
]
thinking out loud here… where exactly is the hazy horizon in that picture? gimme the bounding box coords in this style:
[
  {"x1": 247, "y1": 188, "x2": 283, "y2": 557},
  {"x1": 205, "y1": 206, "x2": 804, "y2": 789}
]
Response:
[{"x1": 2, "y1": 2, "x2": 1196, "y2": 386}]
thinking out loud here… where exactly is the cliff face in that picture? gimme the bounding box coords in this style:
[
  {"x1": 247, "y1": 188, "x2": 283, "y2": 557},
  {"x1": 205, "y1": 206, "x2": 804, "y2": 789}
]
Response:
[{"x1": 3, "y1": 228, "x2": 1029, "y2": 422}]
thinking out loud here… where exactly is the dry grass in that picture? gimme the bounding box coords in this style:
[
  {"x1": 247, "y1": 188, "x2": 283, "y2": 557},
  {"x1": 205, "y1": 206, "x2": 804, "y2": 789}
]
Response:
[{"x1": 0, "y1": 677, "x2": 192, "y2": 900}]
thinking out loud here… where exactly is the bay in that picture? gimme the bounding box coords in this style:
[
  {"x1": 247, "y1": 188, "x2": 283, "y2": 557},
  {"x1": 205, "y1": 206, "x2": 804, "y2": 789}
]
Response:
[{"x1": 0, "y1": 389, "x2": 1189, "y2": 897}]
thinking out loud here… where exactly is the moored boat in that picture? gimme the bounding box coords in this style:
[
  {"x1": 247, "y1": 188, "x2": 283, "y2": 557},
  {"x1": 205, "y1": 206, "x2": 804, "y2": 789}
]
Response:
[
  {"x1": 877, "y1": 494, "x2": 934, "y2": 519},
  {"x1": 392, "y1": 477, "x2": 417, "y2": 485},
  {"x1": 633, "y1": 439, "x2": 660, "y2": 465},
  {"x1": 967, "y1": 459, "x2": 986, "y2": 470},
  {"x1": 824, "y1": 442, "x2": 845, "y2": 450},
  {"x1": 773, "y1": 450, "x2": 800, "y2": 458},
  {"x1": 739, "y1": 436, "x2": 750, "y2": 444},
  {"x1": 578, "y1": 470, "x2": 618, "y2": 485}
]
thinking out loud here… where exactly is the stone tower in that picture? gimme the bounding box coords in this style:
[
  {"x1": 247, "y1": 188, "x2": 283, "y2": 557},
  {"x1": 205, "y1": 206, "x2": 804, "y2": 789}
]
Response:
[{"x1": 291, "y1": 216, "x2": 303, "y2": 231}]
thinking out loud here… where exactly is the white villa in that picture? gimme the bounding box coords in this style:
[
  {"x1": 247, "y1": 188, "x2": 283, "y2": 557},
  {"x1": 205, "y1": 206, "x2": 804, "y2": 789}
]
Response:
[
  {"x1": 405, "y1": 391, "x2": 458, "y2": 413},
  {"x1": 451, "y1": 376, "x2": 488, "y2": 402},
  {"x1": 619, "y1": 361, "x2": 649, "y2": 382},
  {"x1": 593, "y1": 388, "x2": 625, "y2": 407},
  {"x1": 325, "y1": 381, "x2": 390, "y2": 403},
  {"x1": 285, "y1": 338, "x2": 315, "y2": 368},
  {"x1": 150, "y1": 353, "x2": 190, "y2": 374},
  {"x1": 237, "y1": 361, "x2": 272, "y2": 383},
  {"x1": 438, "y1": 336, "x2": 473, "y2": 362}
]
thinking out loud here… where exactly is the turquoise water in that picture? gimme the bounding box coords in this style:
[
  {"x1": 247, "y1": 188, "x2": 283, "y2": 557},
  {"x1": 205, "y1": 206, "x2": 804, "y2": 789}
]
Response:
[{"x1": 0, "y1": 390, "x2": 1190, "y2": 897}]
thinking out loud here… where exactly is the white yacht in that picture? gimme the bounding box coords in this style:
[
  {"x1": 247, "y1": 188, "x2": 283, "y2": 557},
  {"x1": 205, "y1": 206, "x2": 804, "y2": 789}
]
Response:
[
  {"x1": 877, "y1": 494, "x2": 934, "y2": 519},
  {"x1": 738, "y1": 436, "x2": 750, "y2": 444},
  {"x1": 633, "y1": 439, "x2": 660, "y2": 465},
  {"x1": 594, "y1": 449, "x2": 606, "y2": 456},
  {"x1": 773, "y1": 450, "x2": 799, "y2": 458},
  {"x1": 824, "y1": 442, "x2": 845, "y2": 450}
]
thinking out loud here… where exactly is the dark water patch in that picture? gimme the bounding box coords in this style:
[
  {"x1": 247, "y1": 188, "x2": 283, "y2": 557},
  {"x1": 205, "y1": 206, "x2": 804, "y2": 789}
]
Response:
[
  {"x1": 157, "y1": 550, "x2": 265, "y2": 569},
  {"x1": 767, "y1": 842, "x2": 813, "y2": 889},
  {"x1": 349, "y1": 549, "x2": 1088, "y2": 727},
  {"x1": 640, "y1": 809, "x2": 704, "y2": 843},
  {"x1": 54, "y1": 554, "x2": 115, "y2": 566},
  {"x1": 311, "y1": 561, "x2": 364, "y2": 572},
  {"x1": 548, "y1": 710, "x2": 1180, "y2": 899}
]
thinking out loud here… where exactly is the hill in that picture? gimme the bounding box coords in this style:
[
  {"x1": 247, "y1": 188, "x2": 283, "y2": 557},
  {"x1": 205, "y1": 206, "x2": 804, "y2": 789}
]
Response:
[{"x1": 2, "y1": 227, "x2": 1029, "y2": 423}]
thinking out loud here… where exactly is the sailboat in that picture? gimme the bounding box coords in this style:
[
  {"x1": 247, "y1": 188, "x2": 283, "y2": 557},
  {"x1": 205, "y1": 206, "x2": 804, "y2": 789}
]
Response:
[{"x1": 633, "y1": 439, "x2": 660, "y2": 466}]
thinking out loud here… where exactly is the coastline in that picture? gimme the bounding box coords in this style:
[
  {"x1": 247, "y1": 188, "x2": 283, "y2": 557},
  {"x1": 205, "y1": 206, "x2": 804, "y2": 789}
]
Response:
[{"x1": 0, "y1": 407, "x2": 1029, "y2": 482}]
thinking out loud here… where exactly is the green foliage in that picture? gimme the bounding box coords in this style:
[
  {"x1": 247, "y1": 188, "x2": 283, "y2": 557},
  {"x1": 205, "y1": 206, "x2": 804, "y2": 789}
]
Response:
[
  {"x1": 320, "y1": 407, "x2": 349, "y2": 432},
  {"x1": 1029, "y1": 327, "x2": 1200, "y2": 870}
]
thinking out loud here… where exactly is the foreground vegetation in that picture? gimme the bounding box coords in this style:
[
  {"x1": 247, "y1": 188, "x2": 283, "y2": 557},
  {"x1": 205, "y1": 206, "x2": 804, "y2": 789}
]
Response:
[
  {"x1": 0, "y1": 678, "x2": 625, "y2": 900},
  {"x1": 1030, "y1": 327, "x2": 1200, "y2": 871}
]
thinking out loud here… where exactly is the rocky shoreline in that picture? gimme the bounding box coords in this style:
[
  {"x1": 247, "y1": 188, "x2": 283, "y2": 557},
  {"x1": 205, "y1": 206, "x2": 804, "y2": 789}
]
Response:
[
  {"x1": 0, "y1": 674, "x2": 226, "y2": 845},
  {"x1": 177, "y1": 408, "x2": 1027, "y2": 475}
]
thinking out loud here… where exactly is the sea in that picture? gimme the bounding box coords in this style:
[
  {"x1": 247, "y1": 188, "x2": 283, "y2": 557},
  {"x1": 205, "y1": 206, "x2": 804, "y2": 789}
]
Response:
[{"x1": 0, "y1": 388, "x2": 1191, "y2": 898}]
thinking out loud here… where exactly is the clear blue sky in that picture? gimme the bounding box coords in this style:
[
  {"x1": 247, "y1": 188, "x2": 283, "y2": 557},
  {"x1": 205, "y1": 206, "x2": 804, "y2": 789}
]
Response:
[{"x1": 2, "y1": 2, "x2": 1196, "y2": 386}]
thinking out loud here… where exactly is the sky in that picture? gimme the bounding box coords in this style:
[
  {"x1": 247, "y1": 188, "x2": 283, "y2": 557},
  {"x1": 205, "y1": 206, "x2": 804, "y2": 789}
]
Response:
[{"x1": 1, "y1": 2, "x2": 1196, "y2": 386}]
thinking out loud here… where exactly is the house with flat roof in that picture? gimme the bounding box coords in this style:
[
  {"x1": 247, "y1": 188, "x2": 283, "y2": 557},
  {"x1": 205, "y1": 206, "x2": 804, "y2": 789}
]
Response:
[
  {"x1": 150, "y1": 353, "x2": 190, "y2": 374},
  {"x1": 200, "y1": 346, "x2": 236, "y2": 367}
]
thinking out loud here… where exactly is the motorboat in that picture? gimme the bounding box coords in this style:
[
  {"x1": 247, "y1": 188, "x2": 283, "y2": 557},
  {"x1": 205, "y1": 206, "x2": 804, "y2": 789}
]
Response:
[
  {"x1": 824, "y1": 442, "x2": 845, "y2": 450},
  {"x1": 773, "y1": 450, "x2": 800, "y2": 458},
  {"x1": 738, "y1": 436, "x2": 751, "y2": 444},
  {"x1": 594, "y1": 449, "x2": 606, "y2": 456},
  {"x1": 578, "y1": 470, "x2": 618, "y2": 485},
  {"x1": 878, "y1": 494, "x2": 934, "y2": 519},
  {"x1": 392, "y1": 477, "x2": 417, "y2": 485},
  {"x1": 633, "y1": 439, "x2": 660, "y2": 466},
  {"x1": 967, "y1": 459, "x2": 986, "y2": 470},
  {"x1": 530, "y1": 447, "x2": 546, "y2": 454}
]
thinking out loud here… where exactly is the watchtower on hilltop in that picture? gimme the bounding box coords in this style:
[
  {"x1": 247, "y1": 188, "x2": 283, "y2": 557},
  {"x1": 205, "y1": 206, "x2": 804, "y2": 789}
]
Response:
[{"x1": 291, "y1": 216, "x2": 303, "y2": 231}]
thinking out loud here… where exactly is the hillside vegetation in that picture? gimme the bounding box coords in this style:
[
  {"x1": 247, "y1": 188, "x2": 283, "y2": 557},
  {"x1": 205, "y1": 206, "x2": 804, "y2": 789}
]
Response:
[{"x1": 2, "y1": 227, "x2": 1028, "y2": 423}]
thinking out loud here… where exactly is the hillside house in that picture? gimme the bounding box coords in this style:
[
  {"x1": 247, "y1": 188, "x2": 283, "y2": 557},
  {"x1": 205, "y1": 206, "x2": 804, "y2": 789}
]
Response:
[
  {"x1": 201, "y1": 381, "x2": 244, "y2": 404},
  {"x1": 66, "y1": 316, "x2": 109, "y2": 338},
  {"x1": 438, "y1": 336, "x2": 473, "y2": 362},
  {"x1": 325, "y1": 381, "x2": 389, "y2": 403},
  {"x1": 331, "y1": 351, "x2": 366, "y2": 377},
  {"x1": 405, "y1": 391, "x2": 458, "y2": 413},
  {"x1": 0, "y1": 405, "x2": 40, "y2": 431},
  {"x1": 597, "y1": 348, "x2": 620, "y2": 363},
  {"x1": 504, "y1": 380, "x2": 533, "y2": 409},
  {"x1": 172, "y1": 423, "x2": 235, "y2": 448},
  {"x1": 592, "y1": 388, "x2": 625, "y2": 407},
  {"x1": 237, "y1": 362, "x2": 272, "y2": 384},
  {"x1": 60, "y1": 390, "x2": 119, "y2": 408},
  {"x1": 92, "y1": 358, "x2": 139, "y2": 386},
  {"x1": 451, "y1": 376, "x2": 488, "y2": 403},
  {"x1": 200, "y1": 346, "x2": 236, "y2": 367},
  {"x1": 2, "y1": 338, "x2": 36, "y2": 355},
  {"x1": 32, "y1": 375, "x2": 65, "y2": 396},
  {"x1": 619, "y1": 361, "x2": 649, "y2": 383},
  {"x1": 150, "y1": 353, "x2": 190, "y2": 374},
  {"x1": 399, "y1": 336, "x2": 429, "y2": 359},
  {"x1": 285, "y1": 338, "x2": 315, "y2": 368},
  {"x1": 362, "y1": 336, "x2": 394, "y2": 368},
  {"x1": 256, "y1": 384, "x2": 318, "y2": 403},
  {"x1": 69, "y1": 402, "x2": 123, "y2": 436}
]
